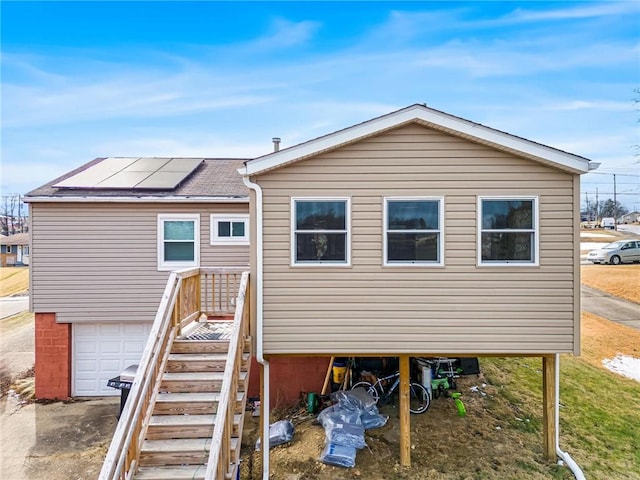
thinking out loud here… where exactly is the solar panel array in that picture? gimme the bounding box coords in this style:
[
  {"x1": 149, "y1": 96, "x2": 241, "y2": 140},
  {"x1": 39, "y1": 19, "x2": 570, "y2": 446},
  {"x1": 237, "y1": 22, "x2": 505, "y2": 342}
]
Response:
[{"x1": 53, "y1": 158, "x2": 203, "y2": 190}]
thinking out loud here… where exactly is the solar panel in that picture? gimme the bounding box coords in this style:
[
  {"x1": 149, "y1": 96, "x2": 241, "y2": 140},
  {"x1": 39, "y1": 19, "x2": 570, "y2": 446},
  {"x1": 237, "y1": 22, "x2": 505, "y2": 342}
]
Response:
[
  {"x1": 126, "y1": 157, "x2": 172, "y2": 171},
  {"x1": 95, "y1": 170, "x2": 153, "y2": 188},
  {"x1": 53, "y1": 157, "x2": 204, "y2": 190},
  {"x1": 53, "y1": 158, "x2": 138, "y2": 188},
  {"x1": 160, "y1": 158, "x2": 204, "y2": 172},
  {"x1": 135, "y1": 171, "x2": 194, "y2": 189}
]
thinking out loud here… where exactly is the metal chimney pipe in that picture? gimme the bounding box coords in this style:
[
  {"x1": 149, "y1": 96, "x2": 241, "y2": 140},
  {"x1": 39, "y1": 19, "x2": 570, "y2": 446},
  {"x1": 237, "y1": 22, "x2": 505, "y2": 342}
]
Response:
[{"x1": 272, "y1": 137, "x2": 281, "y2": 152}]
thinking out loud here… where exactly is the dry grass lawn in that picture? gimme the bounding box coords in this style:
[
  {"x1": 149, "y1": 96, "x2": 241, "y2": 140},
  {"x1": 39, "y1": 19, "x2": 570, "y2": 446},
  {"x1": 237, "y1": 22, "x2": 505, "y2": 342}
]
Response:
[
  {"x1": 0, "y1": 267, "x2": 29, "y2": 296},
  {"x1": 581, "y1": 264, "x2": 640, "y2": 304}
]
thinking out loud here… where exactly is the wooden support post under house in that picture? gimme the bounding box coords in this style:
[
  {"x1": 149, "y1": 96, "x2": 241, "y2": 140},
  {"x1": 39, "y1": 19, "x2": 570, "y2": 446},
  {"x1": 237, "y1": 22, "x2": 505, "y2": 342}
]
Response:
[
  {"x1": 542, "y1": 355, "x2": 557, "y2": 460},
  {"x1": 399, "y1": 355, "x2": 411, "y2": 466},
  {"x1": 321, "y1": 356, "x2": 335, "y2": 396}
]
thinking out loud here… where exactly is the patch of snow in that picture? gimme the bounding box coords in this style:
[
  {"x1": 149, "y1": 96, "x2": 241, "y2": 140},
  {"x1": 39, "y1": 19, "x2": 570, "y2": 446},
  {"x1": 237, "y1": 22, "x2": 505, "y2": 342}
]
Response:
[
  {"x1": 580, "y1": 232, "x2": 616, "y2": 238},
  {"x1": 602, "y1": 355, "x2": 640, "y2": 382}
]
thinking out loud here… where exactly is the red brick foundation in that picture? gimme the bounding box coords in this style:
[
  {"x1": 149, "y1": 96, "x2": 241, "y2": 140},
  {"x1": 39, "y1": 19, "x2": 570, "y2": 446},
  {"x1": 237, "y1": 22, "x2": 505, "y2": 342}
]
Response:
[
  {"x1": 35, "y1": 313, "x2": 71, "y2": 399},
  {"x1": 247, "y1": 356, "x2": 330, "y2": 408}
]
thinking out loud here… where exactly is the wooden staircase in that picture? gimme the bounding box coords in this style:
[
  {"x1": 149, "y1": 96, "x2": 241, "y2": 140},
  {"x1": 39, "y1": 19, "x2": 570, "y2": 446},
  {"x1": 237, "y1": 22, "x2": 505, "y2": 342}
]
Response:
[{"x1": 133, "y1": 328, "x2": 251, "y2": 480}]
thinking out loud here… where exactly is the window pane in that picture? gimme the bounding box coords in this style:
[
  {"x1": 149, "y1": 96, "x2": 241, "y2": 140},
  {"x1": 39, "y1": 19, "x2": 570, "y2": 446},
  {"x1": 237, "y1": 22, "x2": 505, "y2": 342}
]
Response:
[
  {"x1": 165, "y1": 242, "x2": 195, "y2": 261},
  {"x1": 388, "y1": 233, "x2": 439, "y2": 262},
  {"x1": 296, "y1": 233, "x2": 346, "y2": 262},
  {"x1": 164, "y1": 221, "x2": 195, "y2": 240},
  {"x1": 232, "y1": 222, "x2": 245, "y2": 237},
  {"x1": 482, "y1": 200, "x2": 533, "y2": 229},
  {"x1": 481, "y1": 232, "x2": 533, "y2": 261},
  {"x1": 218, "y1": 221, "x2": 231, "y2": 237},
  {"x1": 296, "y1": 201, "x2": 346, "y2": 230},
  {"x1": 388, "y1": 201, "x2": 439, "y2": 230}
]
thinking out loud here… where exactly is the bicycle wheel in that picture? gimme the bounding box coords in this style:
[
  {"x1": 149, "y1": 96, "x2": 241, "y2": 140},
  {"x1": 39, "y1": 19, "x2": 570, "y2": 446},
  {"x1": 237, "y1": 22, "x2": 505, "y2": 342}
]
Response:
[
  {"x1": 409, "y1": 382, "x2": 430, "y2": 414},
  {"x1": 352, "y1": 381, "x2": 380, "y2": 404}
]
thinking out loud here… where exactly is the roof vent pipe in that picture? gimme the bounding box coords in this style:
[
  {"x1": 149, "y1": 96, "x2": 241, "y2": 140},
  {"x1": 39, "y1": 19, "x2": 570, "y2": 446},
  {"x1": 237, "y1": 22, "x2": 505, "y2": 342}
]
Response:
[{"x1": 272, "y1": 137, "x2": 281, "y2": 152}]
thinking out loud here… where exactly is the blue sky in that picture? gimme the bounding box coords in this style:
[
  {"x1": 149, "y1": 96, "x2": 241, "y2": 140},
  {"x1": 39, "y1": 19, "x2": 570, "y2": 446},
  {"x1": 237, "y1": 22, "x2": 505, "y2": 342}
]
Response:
[{"x1": 2, "y1": 1, "x2": 639, "y2": 211}]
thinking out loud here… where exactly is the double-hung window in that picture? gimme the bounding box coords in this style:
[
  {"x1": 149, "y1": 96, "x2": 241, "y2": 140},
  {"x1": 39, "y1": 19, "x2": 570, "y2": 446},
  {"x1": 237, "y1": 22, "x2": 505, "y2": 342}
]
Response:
[
  {"x1": 291, "y1": 198, "x2": 350, "y2": 265},
  {"x1": 157, "y1": 214, "x2": 200, "y2": 271},
  {"x1": 211, "y1": 214, "x2": 249, "y2": 245},
  {"x1": 384, "y1": 197, "x2": 443, "y2": 266},
  {"x1": 478, "y1": 197, "x2": 538, "y2": 266}
]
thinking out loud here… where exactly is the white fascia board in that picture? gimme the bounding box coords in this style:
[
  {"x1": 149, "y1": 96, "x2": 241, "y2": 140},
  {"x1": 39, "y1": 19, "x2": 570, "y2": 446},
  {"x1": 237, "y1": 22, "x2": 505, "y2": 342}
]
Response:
[
  {"x1": 239, "y1": 104, "x2": 592, "y2": 176},
  {"x1": 24, "y1": 196, "x2": 249, "y2": 204}
]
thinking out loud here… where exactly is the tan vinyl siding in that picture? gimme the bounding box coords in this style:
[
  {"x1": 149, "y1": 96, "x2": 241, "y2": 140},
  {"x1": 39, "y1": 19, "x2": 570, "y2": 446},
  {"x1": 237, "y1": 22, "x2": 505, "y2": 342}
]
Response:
[
  {"x1": 256, "y1": 123, "x2": 578, "y2": 355},
  {"x1": 30, "y1": 202, "x2": 249, "y2": 323}
]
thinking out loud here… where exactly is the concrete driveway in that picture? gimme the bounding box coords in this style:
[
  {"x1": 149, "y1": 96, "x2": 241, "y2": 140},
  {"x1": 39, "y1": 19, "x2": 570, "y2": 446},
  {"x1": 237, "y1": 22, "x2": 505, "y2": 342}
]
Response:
[
  {"x1": 0, "y1": 296, "x2": 119, "y2": 480},
  {"x1": 0, "y1": 296, "x2": 29, "y2": 320},
  {"x1": 581, "y1": 284, "x2": 640, "y2": 330}
]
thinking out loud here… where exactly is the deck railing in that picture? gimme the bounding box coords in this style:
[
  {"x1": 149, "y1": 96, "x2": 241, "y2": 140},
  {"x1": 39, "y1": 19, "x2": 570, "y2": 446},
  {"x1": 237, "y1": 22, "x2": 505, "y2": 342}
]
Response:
[
  {"x1": 98, "y1": 267, "x2": 250, "y2": 480},
  {"x1": 201, "y1": 267, "x2": 247, "y2": 317}
]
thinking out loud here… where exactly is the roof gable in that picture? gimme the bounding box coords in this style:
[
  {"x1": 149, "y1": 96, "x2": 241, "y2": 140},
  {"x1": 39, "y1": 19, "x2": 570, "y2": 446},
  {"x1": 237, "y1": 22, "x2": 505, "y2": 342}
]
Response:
[{"x1": 239, "y1": 104, "x2": 596, "y2": 176}]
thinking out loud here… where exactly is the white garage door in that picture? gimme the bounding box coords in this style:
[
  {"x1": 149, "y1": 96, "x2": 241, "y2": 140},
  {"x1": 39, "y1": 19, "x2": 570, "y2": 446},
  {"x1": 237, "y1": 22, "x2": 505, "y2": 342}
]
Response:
[{"x1": 73, "y1": 322, "x2": 152, "y2": 396}]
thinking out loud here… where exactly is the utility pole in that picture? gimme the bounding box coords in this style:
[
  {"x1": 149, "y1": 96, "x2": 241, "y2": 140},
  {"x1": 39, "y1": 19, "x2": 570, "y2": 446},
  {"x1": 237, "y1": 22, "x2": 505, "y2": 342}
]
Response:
[
  {"x1": 595, "y1": 188, "x2": 599, "y2": 223},
  {"x1": 18, "y1": 195, "x2": 22, "y2": 233},
  {"x1": 613, "y1": 174, "x2": 617, "y2": 230},
  {"x1": 585, "y1": 192, "x2": 591, "y2": 224}
]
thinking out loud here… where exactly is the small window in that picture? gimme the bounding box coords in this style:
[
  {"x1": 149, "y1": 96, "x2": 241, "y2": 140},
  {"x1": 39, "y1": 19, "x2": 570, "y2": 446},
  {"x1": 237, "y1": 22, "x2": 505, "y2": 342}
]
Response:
[
  {"x1": 6, "y1": 245, "x2": 12, "y2": 254},
  {"x1": 24, "y1": 246, "x2": 30, "y2": 254},
  {"x1": 478, "y1": 197, "x2": 538, "y2": 266},
  {"x1": 211, "y1": 214, "x2": 249, "y2": 245},
  {"x1": 158, "y1": 214, "x2": 200, "y2": 271},
  {"x1": 384, "y1": 197, "x2": 444, "y2": 266},
  {"x1": 291, "y1": 198, "x2": 350, "y2": 265}
]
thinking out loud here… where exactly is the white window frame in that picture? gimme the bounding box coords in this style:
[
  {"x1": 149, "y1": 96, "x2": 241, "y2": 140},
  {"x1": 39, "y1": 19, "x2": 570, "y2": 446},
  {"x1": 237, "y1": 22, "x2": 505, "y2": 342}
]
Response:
[
  {"x1": 157, "y1": 213, "x2": 200, "y2": 271},
  {"x1": 290, "y1": 197, "x2": 351, "y2": 267},
  {"x1": 210, "y1": 214, "x2": 249, "y2": 246},
  {"x1": 383, "y1": 196, "x2": 444, "y2": 267},
  {"x1": 477, "y1": 196, "x2": 539, "y2": 267},
  {"x1": 6, "y1": 245, "x2": 12, "y2": 254}
]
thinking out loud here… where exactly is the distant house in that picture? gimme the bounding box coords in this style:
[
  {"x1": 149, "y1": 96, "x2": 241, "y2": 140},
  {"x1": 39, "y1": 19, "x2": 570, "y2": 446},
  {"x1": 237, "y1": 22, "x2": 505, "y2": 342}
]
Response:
[
  {"x1": 0, "y1": 232, "x2": 30, "y2": 266},
  {"x1": 619, "y1": 211, "x2": 640, "y2": 224}
]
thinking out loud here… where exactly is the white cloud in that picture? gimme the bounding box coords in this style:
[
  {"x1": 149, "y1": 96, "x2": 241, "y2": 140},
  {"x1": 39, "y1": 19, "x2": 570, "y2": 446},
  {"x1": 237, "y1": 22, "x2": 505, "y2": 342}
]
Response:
[
  {"x1": 542, "y1": 100, "x2": 634, "y2": 112},
  {"x1": 253, "y1": 18, "x2": 321, "y2": 49},
  {"x1": 502, "y1": 2, "x2": 639, "y2": 23}
]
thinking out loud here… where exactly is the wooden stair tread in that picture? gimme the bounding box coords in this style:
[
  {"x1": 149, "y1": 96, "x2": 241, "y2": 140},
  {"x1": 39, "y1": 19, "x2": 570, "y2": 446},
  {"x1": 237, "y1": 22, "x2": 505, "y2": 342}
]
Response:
[
  {"x1": 142, "y1": 437, "x2": 239, "y2": 452},
  {"x1": 134, "y1": 465, "x2": 207, "y2": 480},
  {"x1": 156, "y1": 392, "x2": 245, "y2": 402},
  {"x1": 162, "y1": 371, "x2": 247, "y2": 381},
  {"x1": 149, "y1": 413, "x2": 241, "y2": 427},
  {"x1": 167, "y1": 352, "x2": 249, "y2": 361}
]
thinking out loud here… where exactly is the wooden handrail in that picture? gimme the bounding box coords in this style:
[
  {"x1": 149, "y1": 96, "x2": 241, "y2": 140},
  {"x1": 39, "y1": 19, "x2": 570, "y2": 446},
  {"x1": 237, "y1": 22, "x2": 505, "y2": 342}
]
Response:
[
  {"x1": 98, "y1": 267, "x2": 245, "y2": 480},
  {"x1": 205, "y1": 271, "x2": 251, "y2": 480}
]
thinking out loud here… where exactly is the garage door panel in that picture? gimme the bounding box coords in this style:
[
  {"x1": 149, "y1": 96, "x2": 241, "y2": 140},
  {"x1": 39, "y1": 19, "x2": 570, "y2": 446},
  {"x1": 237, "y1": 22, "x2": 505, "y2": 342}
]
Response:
[
  {"x1": 124, "y1": 340, "x2": 146, "y2": 354},
  {"x1": 73, "y1": 322, "x2": 152, "y2": 396},
  {"x1": 101, "y1": 341, "x2": 123, "y2": 355}
]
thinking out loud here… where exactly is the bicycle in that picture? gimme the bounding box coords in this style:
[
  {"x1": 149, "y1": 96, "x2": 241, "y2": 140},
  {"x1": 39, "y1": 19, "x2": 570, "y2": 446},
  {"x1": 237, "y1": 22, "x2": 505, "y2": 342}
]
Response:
[{"x1": 351, "y1": 371, "x2": 430, "y2": 414}]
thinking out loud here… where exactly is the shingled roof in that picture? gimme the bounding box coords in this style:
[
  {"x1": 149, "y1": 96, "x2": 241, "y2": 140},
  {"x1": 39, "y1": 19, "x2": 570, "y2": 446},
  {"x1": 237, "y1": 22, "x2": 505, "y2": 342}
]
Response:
[{"x1": 26, "y1": 158, "x2": 249, "y2": 200}]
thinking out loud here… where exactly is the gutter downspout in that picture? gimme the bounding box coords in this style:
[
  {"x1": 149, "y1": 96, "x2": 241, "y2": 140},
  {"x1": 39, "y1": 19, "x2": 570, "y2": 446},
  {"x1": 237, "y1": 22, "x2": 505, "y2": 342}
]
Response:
[
  {"x1": 555, "y1": 353, "x2": 586, "y2": 480},
  {"x1": 241, "y1": 174, "x2": 270, "y2": 480}
]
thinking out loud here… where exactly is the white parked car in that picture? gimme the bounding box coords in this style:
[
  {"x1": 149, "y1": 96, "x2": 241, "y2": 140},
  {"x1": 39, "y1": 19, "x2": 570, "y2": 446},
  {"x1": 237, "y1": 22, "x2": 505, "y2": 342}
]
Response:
[{"x1": 587, "y1": 240, "x2": 640, "y2": 265}]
